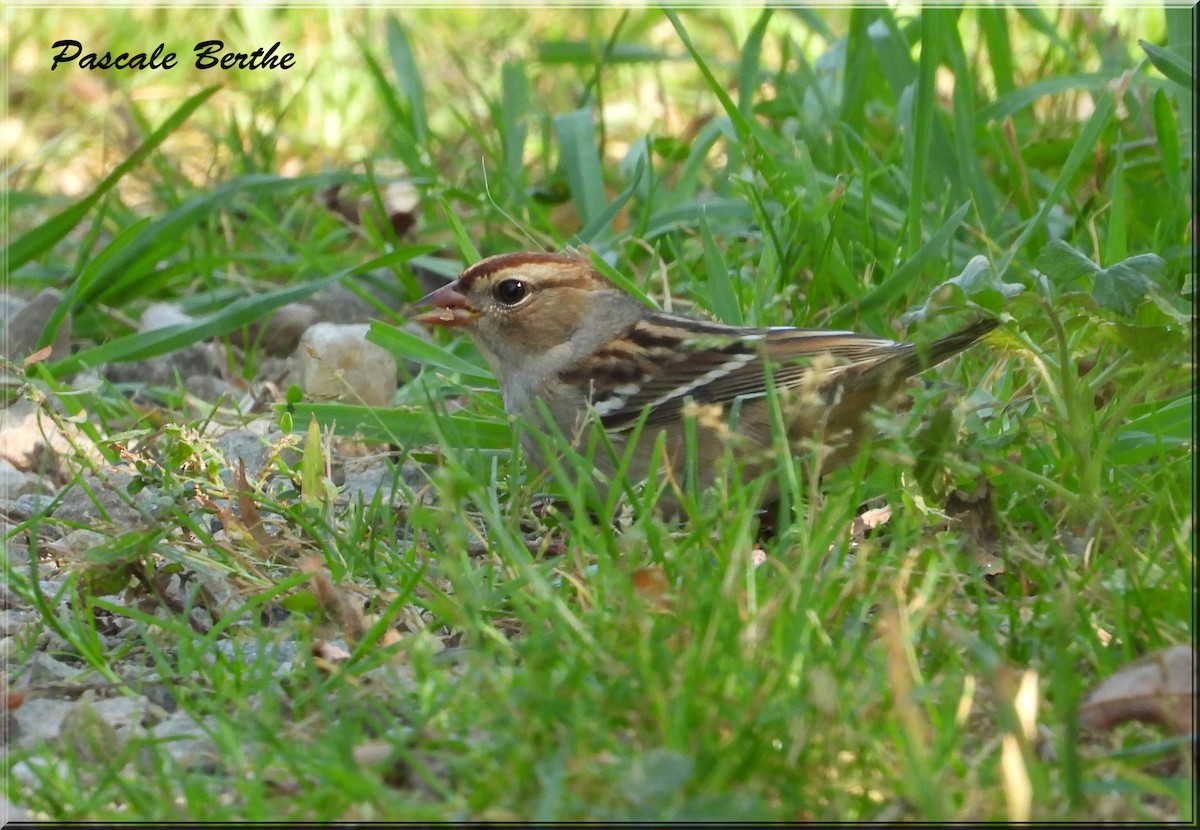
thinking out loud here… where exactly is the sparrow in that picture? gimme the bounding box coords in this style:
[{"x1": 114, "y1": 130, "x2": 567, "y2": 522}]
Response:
[{"x1": 413, "y1": 250, "x2": 997, "y2": 505}]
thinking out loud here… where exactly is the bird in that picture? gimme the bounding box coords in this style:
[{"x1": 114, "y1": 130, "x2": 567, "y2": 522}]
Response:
[{"x1": 413, "y1": 250, "x2": 997, "y2": 508}]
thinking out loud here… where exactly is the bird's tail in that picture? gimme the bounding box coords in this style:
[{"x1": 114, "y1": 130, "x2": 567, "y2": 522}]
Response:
[{"x1": 875, "y1": 317, "x2": 999, "y2": 382}]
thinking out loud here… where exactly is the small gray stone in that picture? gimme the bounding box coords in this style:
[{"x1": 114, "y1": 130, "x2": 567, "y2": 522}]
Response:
[
  {"x1": 9, "y1": 492, "x2": 56, "y2": 520},
  {"x1": 340, "y1": 460, "x2": 430, "y2": 506},
  {"x1": 53, "y1": 471, "x2": 147, "y2": 527},
  {"x1": 214, "y1": 638, "x2": 302, "y2": 674},
  {"x1": 229, "y1": 302, "x2": 319, "y2": 356},
  {"x1": 59, "y1": 529, "x2": 106, "y2": 556},
  {"x1": 0, "y1": 288, "x2": 71, "y2": 366},
  {"x1": 0, "y1": 636, "x2": 20, "y2": 661},
  {"x1": 216, "y1": 428, "x2": 274, "y2": 478},
  {"x1": 9, "y1": 697, "x2": 75, "y2": 748},
  {"x1": 23, "y1": 651, "x2": 87, "y2": 684},
  {"x1": 143, "y1": 710, "x2": 219, "y2": 771},
  {"x1": 0, "y1": 609, "x2": 31, "y2": 636},
  {"x1": 138, "y1": 302, "x2": 192, "y2": 332},
  {"x1": 0, "y1": 458, "x2": 43, "y2": 499},
  {"x1": 306, "y1": 283, "x2": 388, "y2": 324},
  {"x1": 183, "y1": 374, "x2": 241, "y2": 405},
  {"x1": 104, "y1": 342, "x2": 227, "y2": 388}
]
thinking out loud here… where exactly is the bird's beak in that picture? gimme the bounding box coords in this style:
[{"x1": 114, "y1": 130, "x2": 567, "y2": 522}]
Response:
[{"x1": 413, "y1": 280, "x2": 480, "y2": 328}]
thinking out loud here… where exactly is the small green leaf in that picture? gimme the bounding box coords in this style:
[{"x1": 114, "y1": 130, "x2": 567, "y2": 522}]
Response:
[
  {"x1": 1139, "y1": 39, "x2": 1194, "y2": 88},
  {"x1": 1035, "y1": 242, "x2": 1165, "y2": 316},
  {"x1": 301, "y1": 416, "x2": 326, "y2": 509},
  {"x1": 902, "y1": 255, "x2": 1023, "y2": 324},
  {"x1": 1035, "y1": 239, "x2": 1099, "y2": 284},
  {"x1": 1093, "y1": 255, "x2": 1164, "y2": 317},
  {"x1": 649, "y1": 136, "x2": 690, "y2": 161}
]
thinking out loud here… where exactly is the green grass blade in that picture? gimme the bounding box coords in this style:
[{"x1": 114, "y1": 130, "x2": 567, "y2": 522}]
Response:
[
  {"x1": 978, "y1": 7, "x2": 1015, "y2": 97},
  {"x1": 386, "y1": 17, "x2": 429, "y2": 144},
  {"x1": 1104, "y1": 135, "x2": 1126, "y2": 265},
  {"x1": 737, "y1": 9, "x2": 773, "y2": 118},
  {"x1": 36, "y1": 215, "x2": 149, "y2": 350},
  {"x1": 836, "y1": 201, "x2": 970, "y2": 322},
  {"x1": 940, "y1": 11, "x2": 995, "y2": 226},
  {"x1": 1151, "y1": 89, "x2": 1182, "y2": 200},
  {"x1": 438, "y1": 194, "x2": 483, "y2": 263},
  {"x1": 291, "y1": 402, "x2": 512, "y2": 449},
  {"x1": 663, "y1": 9, "x2": 755, "y2": 146},
  {"x1": 3, "y1": 85, "x2": 218, "y2": 271},
  {"x1": 77, "y1": 172, "x2": 357, "y2": 309},
  {"x1": 536, "y1": 40, "x2": 671, "y2": 65},
  {"x1": 906, "y1": 9, "x2": 941, "y2": 255},
  {"x1": 869, "y1": 9, "x2": 918, "y2": 97},
  {"x1": 368, "y1": 321, "x2": 493, "y2": 381},
  {"x1": 699, "y1": 215, "x2": 742, "y2": 325},
  {"x1": 980, "y1": 73, "x2": 1119, "y2": 122},
  {"x1": 361, "y1": 45, "x2": 424, "y2": 175},
  {"x1": 1138, "y1": 39, "x2": 1194, "y2": 89},
  {"x1": 500, "y1": 61, "x2": 531, "y2": 192},
  {"x1": 575, "y1": 155, "x2": 644, "y2": 245},
  {"x1": 840, "y1": 7, "x2": 876, "y2": 134},
  {"x1": 46, "y1": 252, "x2": 417, "y2": 379},
  {"x1": 997, "y1": 91, "x2": 1117, "y2": 274},
  {"x1": 554, "y1": 107, "x2": 606, "y2": 228},
  {"x1": 642, "y1": 198, "x2": 755, "y2": 241},
  {"x1": 1015, "y1": 7, "x2": 1074, "y2": 58}
]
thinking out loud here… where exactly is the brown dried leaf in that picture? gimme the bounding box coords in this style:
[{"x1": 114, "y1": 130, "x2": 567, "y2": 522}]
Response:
[
  {"x1": 945, "y1": 477, "x2": 1007, "y2": 576},
  {"x1": 320, "y1": 180, "x2": 419, "y2": 237},
  {"x1": 3, "y1": 685, "x2": 24, "y2": 713},
  {"x1": 234, "y1": 459, "x2": 273, "y2": 549},
  {"x1": 320, "y1": 184, "x2": 360, "y2": 225},
  {"x1": 1079, "y1": 644, "x2": 1194, "y2": 734},
  {"x1": 300, "y1": 555, "x2": 366, "y2": 645},
  {"x1": 850, "y1": 503, "x2": 892, "y2": 541},
  {"x1": 313, "y1": 639, "x2": 352, "y2": 662},
  {"x1": 632, "y1": 566, "x2": 672, "y2": 611},
  {"x1": 22, "y1": 345, "x2": 53, "y2": 366}
]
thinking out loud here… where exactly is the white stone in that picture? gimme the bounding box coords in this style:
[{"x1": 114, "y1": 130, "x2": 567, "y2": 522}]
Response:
[{"x1": 292, "y1": 322, "x2": 397, "y2": 408}]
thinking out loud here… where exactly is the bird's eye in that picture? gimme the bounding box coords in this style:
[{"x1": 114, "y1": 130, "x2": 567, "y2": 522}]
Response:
[{"x1": 494, "y1": 278, "x2": 528, "y2": 306}]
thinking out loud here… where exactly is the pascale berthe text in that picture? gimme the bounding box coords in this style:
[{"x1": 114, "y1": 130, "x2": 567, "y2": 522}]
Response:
[{"x1": 50, "y1": 40, "x2": 296, "y2": 71}]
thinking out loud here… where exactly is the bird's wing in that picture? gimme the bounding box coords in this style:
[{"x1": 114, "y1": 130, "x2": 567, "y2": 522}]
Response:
[{"x1": 574, "y1": 315, "x2": 911, "y2": 432}]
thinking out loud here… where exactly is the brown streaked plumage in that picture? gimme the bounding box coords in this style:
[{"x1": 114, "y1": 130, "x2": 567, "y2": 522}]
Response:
[{"x1": 414, "y1": 250, "x2": 998, "y2": 508}]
